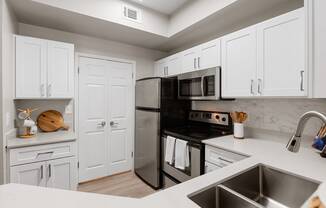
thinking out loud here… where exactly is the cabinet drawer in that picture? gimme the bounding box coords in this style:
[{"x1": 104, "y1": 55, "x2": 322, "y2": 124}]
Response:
[
  {"x1": 205, "y1": 145, "x2": 247, "y2": 166},
  {"x1": 9, "y1": 142, "x2": 76, "y2": 166}
]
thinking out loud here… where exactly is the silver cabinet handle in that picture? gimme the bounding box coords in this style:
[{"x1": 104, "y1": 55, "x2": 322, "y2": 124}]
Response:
[
  {"x1": 258, "y1": 78, "x2": 262, "y2": 95},
  {"x1": 166, "y1": 66, "x2": 169, "y2": 76},
  {"x1": 40, "y1": 165, "x2": 44, "y2": 179},
  {"x1": 300, "y1": 70, "x2": 304, "y2": 91},
  {"x1": 48, "y1": 164, "x2": 52, "y2": 178},
  {"x1": 198, "y1": 57, "x2": 201, "y2": 69},
  {"x1": 250, "y1": 79, "x2": 254, "y2": 95},
  {"x1": 98, "y1": 121, "x2": 106, "y2": 127},
  {"x1": 110, "y1": 121, "x2": 118, "y2": 126},
  {"x1": 48, "y1": 84, "x2": 52, "y2": 97},
  {"x1": 194, "y1": 58, "x2": 197, "y2": 69},
  {"x1": 40, "y1": 84, "x2": 45, "y2": 97}
]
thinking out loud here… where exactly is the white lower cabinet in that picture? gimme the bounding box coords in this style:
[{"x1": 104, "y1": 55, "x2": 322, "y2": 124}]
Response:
[
  {"x1": 46, "y1": 157, "x2": 77, "y2": 190},
  {"x1": 9, "y1": 142, "x2": 77, "y2": 190},
  {"x1": 204, "y1": 145, "x2": 248, "y2": 174},
  {"x1": 10, "y1": 161, "x2": 46, "y2": 187}
]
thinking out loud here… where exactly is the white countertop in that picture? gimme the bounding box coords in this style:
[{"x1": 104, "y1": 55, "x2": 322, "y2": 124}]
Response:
[
  {"x1": 1, "y1": 135, "x2": 326, "y2": 208},
  {"x1": 6, "y1": 130, "x2": 77, "y2": 149}
]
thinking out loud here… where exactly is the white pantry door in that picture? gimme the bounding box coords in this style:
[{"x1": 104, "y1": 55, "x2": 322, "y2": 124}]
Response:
[
  {"x1": 79, "y1": 56, "x2": 133, "y2": 182},
  {"x1": 79, "y1": 57, "x2": 109, "y2": 182},
  {"x1": 107, "y1": 61, "x2": 133, "y2": 175}
]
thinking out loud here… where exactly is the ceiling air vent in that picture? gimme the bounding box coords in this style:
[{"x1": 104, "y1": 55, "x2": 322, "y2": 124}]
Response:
[{"x1": 123, "y1": 5, "x2": 142, "y2": 23}]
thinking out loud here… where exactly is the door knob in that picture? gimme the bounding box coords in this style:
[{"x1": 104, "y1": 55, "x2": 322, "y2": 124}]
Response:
[
  {"x1": 110, "y1": 121, "x2": 118, "y2": 126},
  {"x1": 98, "y1": 121, "x2": 106, "y2": 127}
]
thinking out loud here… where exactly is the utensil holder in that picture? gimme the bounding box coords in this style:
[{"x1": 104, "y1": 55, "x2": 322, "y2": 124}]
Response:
[{"x1": 234, "y1": 123, "x2": 244, "y2": 139}]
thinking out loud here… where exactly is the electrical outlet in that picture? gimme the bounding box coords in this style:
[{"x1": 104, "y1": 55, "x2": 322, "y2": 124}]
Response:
[{"x1": 65, "y1": 103, "x2": 73, "y2": 114}]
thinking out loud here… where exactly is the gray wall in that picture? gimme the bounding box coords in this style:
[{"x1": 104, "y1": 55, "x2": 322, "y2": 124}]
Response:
[{"x1": 193, "y1": 99, "x2": 326, "y2": 137}]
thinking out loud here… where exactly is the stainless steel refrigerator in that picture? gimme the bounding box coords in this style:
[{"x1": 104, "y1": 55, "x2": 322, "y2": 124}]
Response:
[{"x1": 135, "y1": 77, "x2": 189, "y2": 189}]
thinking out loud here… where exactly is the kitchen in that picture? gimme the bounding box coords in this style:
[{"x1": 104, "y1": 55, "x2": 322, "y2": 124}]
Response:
[{"x1": 0, "y1": 0, "x2": 326, "y2": 207}]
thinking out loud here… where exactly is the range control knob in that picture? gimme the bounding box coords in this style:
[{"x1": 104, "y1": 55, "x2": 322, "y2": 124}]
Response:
[
  {"x1": 221, "y1": 117, "x2": 227, "y2": 122},
  {"x1": 215, "y1": 115, "x2": 220, "y2": 120}
]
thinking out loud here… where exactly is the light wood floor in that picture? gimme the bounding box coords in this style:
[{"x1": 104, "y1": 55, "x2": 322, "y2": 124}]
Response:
[{"x1": 77, "y1": 171, "x2": 157, "y2": 198}]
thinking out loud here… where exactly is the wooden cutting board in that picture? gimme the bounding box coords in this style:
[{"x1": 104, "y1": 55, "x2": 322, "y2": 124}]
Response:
[{"x1": 37, "y1": 110, "x2": 69, "y2": 132}]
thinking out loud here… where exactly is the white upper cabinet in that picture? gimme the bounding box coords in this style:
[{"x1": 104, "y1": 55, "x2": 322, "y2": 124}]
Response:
[
  {"x1": 47, "y1": 40, "x2": 74, "y2": 98},
  {"x1": 155, "y1": 54, "x2": 182, "y2": 77},
  {"x1": 181, "y1": 47, "x2": 199, "y2": 73},
  {"x1": 16, "y1": 36, "x2": 47, "y2": 98},
  {"x1": 154, "y1": 59, "x2": 166, "y2": 77},
  {"x1": 166, "y1": 53, "x2": 182, "y2": 76},
  {"x1": 221, "y1": 26, "x2": 257, "y2": 98},
  {"x1": 222, "y1": 8, "x2": 305, "y2": 98},
  {"x1": 15, "y1": 35, "x2": 74, "y2": 99},
  {"x1": 182, "y1": 39, "x2": 221, "y2": 73},
  {"x1": 257, "y1": 9, "x2": 305, "y2": 97},
  {"x1": 198, "y1": 39, "x2": 221, "y2": 70}
]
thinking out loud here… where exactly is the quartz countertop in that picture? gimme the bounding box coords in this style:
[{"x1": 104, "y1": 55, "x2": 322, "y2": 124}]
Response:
[
  {"x1": 1, "y1": 135, "x2": 325, "y2": 208},
  {"x1": 6, "y1": 130, "x2": 77, "y2": 149}
]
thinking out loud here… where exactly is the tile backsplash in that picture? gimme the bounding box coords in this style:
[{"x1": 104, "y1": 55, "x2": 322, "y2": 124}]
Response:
[
  {"x1": 14, "y1": 99, "x2": 74, "y2": 132},
  {"x1": 193, "y1": 99, "x2": 326, "y2": 136}
]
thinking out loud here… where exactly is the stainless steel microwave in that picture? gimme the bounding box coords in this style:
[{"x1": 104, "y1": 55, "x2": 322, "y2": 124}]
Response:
[{"x1": 178, "y1": 67, "x2": 220, "y2": 100}]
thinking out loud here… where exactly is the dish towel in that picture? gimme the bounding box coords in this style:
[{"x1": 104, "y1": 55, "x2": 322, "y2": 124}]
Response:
[
  {"x1": 164, "y1": 136, "x2": 176, "y2": 165},
  {"x1": 174, "y1": 139, "x2": 190, "y2": 170}
]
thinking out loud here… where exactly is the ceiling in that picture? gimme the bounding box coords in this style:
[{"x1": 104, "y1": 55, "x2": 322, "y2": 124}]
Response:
[
  {"x1": 127, "y1": 0, "x2": 191, "y2": 15},
  {"x1": 10, "y1": 0, "x2": 303, "y2": 52}
]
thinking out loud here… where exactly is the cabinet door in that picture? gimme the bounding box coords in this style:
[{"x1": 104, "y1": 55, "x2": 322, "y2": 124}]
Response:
[
  {"x1": 10, "y1": 161, "x2": 46, "y2": 187},
  {"x1": 16, "y1": 36, "x2": 47, "y2": 98},
  {"x1": 181, "y1": 47, "x2": 198, "y2": 73},
  {"x1": 156, "y1": 59, "x2": 168, "y2": 77},
  {"x1": 257, "y1": 8, "x2": 305, "y2": 97},
  {"x1": 166, "y1": 54, "x2": 182, "y2": 76},
  {"x1": 221, "y1": 26, "x2": 257, "y2": 97},
  {"x1": 47, "y1": 40, "x2": 74, "y2": 98},
  {"x1": 46, "y1": 157, "x2": 77, "y2": 190},
  {"x1": 198, "y1": 39, "x2": 221, "y2": 70}
]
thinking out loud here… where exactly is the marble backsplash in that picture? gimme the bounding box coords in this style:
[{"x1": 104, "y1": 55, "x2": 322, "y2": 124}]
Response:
[{"x1": 192, "y1": 99, "x2": 326, "y2": 136}]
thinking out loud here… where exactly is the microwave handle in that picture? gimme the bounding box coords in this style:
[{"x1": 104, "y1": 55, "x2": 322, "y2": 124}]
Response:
[{"x1": 201, "y1": 76, "x2": 205, "y2": 96}]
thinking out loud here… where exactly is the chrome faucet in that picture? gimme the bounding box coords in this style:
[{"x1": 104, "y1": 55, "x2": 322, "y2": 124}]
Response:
[{"x1": 286, "y1": 111, "x2": 326, "y2": 153}]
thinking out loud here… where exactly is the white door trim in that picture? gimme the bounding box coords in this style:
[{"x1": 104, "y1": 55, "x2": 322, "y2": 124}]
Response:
[{"x1": 75, "y1": 53, "x2": 136, "y2": 183}]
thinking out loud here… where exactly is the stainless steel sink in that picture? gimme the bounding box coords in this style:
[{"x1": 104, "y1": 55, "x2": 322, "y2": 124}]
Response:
[
  {"x1": 189, "y1": 164, "x2": 320, "y2": 208},
  {"x1": 189, "y1": 185, "x2": 261, "y2": 208}
]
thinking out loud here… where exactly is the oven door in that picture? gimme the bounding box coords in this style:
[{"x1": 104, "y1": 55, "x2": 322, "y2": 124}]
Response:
[
  {"x1": 178, "y1": 67, "x2": 220, "y2": 100},
  {"x1": 161, "y1": 135, "x2": 203, "y2": 184}
]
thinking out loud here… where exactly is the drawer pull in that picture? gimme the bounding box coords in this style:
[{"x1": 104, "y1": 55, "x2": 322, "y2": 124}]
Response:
[
  {"x1": 37, "y1": 151, "x2": 54, "y2": 156},
  {"x1": 48, "y1": 164, "x2": 52, "y2": 178},
  {"x1": 40, "y1": 165, "x2": 44, "y2": 179},
  {"x1": 218, "y1": 157, "x2": 234, "y2": 164}
]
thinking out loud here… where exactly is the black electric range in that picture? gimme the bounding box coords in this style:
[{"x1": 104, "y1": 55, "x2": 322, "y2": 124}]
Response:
[
  {"x1": 164, "y1": 111, "x2": 233, "y2": 143},
  {"x1": 161, "y1": 111, "x2": 233, "y2": 188}
]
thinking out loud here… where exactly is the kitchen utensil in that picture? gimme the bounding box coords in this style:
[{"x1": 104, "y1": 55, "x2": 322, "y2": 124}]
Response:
[{"x1": 37, "y1": 110, "x2": 69, "y2": 132}]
